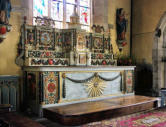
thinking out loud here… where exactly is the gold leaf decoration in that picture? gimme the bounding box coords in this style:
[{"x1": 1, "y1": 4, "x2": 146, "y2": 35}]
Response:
[{"x1": 85, "y1": 74, "x2": 106, "y2": 97}]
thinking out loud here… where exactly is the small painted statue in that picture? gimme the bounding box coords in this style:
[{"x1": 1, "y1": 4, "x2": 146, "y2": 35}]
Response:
[
  {"x1": 0, "y1": 0, "x2": 12, "y2": 24},
  {"x1": 116, "y1": 8, "x2": 127, "y2": 41}
]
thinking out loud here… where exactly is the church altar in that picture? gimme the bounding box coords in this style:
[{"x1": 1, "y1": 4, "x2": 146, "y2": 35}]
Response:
[
  {"x1": 16, "y1": 17, "x2": 135, "y2": 116},
  {"x1": 23, "y1": 66, "x2": 135, "y2": 115}
]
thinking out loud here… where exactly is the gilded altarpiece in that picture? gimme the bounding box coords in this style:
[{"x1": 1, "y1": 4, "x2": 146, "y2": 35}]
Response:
[{"x1": 36, "y1": 27, "x2": 55, "y2": 50}]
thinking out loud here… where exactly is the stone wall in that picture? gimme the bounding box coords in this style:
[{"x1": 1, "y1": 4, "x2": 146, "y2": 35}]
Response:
[
  {"x1": 93, "y1": 0, "x2": 108, "y2": 30},
  {"x1": 132, "y1": 0, "x2": 166, "y2": 95},
  {"x1": 132, "y1": 0, "x2": 166, "y2": 64},
  {"x1": 0, "y1": 1, "x2": 22, "y2": 75}
]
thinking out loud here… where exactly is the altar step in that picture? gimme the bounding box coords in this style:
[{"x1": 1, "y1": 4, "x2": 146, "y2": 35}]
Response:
[{"x1": 43, "y1": 95, "x2": 159, "y2": 126}]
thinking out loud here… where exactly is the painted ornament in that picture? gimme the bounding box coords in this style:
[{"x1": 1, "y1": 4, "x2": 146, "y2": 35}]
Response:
[
  {"x1": 0, "y1": 26, "x2": 6, "y2": 34},
  {"x1": 48, "y1": 82, "x2": 56, "y2": 93}
]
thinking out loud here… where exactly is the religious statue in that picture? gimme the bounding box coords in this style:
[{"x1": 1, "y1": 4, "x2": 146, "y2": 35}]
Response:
[
  {"x1": 116, "y1": 8, "x2": 128, "y2": 47},
  {"x1": 0, "y1": 0, "x2": 12, "y2": 24}
]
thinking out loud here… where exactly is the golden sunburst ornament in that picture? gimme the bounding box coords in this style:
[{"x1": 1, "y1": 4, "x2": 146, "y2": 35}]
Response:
[{"x1": 85, "y1": 73, "x2": 106, "y2": 97}]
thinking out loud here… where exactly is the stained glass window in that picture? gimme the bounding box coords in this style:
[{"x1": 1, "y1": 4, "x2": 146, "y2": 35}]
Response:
[
  {"x1": 79, "y1": 0, "x2": 90, "y2": 30},
  {"x1": 66, "y1": 4, "x2": 75, "y2": 22},
  {"x1": 33, "y1": 0, "x2": 91, "y2": 31},
  {"x1": 80, "y1": 7, "x2": 90, "y2": 25},
  {"x1": 33, "y1": 0, "x2": 48, "y2": 17},
  {"x1": 80, "y1": 0, "x2": 90, "y2": 7},
  {"x1": 66, "y1": 0, "x2": 76, "y2": 4},
  {"x1": 51, "y1": 1, "x2": 63, "y2": 21}
]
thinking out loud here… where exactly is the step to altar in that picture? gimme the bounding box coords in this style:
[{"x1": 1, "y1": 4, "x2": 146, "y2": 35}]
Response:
[{"x1": 43, "y1": 95, "x2": 159, "y2": 126}]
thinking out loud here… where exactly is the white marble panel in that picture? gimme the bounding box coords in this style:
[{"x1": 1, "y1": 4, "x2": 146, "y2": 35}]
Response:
[
  {"x1": 63, "y1": 71, "x2": 122, "y2": 101},
  {"x1": 66, "y1": 73, "x2": 94, "y2": 80},
  {"x1": 103, "y1": 78, "x2": 121, "y2": 95},
  {"x1": 64, "y1": 80, "x2": 88, "y2": 100},
  {"x1": 99, "y1": 72, "x2": 120, "y2": 79}
]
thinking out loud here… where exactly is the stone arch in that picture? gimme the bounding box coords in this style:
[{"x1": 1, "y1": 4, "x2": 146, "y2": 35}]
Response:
[{"x1": 153, "y1": 11, "x2": 166, "y2": 96}]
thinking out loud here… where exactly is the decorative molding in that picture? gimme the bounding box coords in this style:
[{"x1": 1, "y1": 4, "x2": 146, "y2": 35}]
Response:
[
  {"x1": 34, "y1": 17, "x2": 55, "y2": 27},
  {"x1": 23, "y1": 66, "x2": 136, "y2": 72}
]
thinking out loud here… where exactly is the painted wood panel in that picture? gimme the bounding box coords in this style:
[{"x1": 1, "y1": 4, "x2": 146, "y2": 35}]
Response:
[{"x1": 0, "y1": 76, "x2": 19, "y2": 111}]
